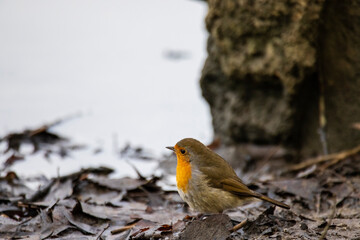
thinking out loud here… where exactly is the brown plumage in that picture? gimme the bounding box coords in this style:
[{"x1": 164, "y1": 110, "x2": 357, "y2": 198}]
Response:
[{"x1": 167, "y1": 138, "x2": 289, "y2": 213}]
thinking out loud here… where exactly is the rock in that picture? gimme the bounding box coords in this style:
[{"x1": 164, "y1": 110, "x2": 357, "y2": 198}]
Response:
[
  {"x1": 179, "y1": 214, "x2": 232, "y2": 240},
  {"x1": 200, "y1": 0, "x2": 360, "y2": 158}
]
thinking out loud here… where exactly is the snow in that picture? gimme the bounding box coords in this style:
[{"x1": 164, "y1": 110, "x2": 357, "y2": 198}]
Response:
[{"x1": 0, "y1": 0, "x2": 212, "y2": 179}]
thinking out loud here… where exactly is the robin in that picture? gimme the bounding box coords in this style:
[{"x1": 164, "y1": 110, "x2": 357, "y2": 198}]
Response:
[{"x1": 166, "y1": 138, "x2": 289, "y2": 213}]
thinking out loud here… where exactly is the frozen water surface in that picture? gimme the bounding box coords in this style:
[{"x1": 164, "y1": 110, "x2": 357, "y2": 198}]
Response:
[{"x1": 0, "y1": 0, "x2": 212, "y2": 179}]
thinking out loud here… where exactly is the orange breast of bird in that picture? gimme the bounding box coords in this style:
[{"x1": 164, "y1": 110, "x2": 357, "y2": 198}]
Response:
[{"x1": 175, "y1": 151, "x2": 192, "y2": 193}]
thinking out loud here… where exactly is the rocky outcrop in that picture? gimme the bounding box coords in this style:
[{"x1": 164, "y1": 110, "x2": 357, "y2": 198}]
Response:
[{"x1": 201, "y1": 0, "x2": 360, "y2": 158}]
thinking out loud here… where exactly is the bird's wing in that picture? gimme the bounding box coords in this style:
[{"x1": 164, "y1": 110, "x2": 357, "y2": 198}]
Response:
[
  {"x1": 220, "y1": 178, "x2": 261, "y2": 198},
  {"x1": 222, "y1": 178, "x2": 290, "y2": 209},
  {"x1": 199, "y1": 165, "x2": 259, "y2": 198},
  {"x1": 199, "y1": 165, "x2": 290, "y2": 209}
]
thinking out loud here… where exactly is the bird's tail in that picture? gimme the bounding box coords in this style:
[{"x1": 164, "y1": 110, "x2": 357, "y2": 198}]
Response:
[{"x1": 258, "y1": 194, "x2": 290, "y2": 209}]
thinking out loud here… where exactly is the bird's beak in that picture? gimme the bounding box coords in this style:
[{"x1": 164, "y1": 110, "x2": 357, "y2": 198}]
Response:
[{"x1": 166, "y1": 146, "x2": 175, "y2": 152}]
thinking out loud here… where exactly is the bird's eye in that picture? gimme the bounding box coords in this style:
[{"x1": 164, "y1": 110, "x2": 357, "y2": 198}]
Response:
[{"x1": 180, "y1": 149, "x2": 186, "y2": 154}]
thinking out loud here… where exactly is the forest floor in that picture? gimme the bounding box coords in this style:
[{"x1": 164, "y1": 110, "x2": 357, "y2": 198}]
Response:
[{"x1": 0, "y1": 121, "x2": 359, "y2": 239}]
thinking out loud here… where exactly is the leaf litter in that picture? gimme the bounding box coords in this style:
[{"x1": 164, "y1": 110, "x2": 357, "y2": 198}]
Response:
[{"x1": 0, "y1": 120, "x2": 359, "y2": 239}]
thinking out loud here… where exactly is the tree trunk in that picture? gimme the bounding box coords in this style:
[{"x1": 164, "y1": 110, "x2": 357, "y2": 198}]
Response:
[{"x1": 201, "y1": 0, "x2": 360, "y2": 160}]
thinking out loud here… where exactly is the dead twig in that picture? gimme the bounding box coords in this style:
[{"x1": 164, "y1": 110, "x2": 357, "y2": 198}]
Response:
[
  {"x1": 319, "y1": 156, "x2": 349, "y2": 172},
  {"x1": 28, "y1": 113, "x2": 81, "y2": 137},
  {"x1": 28, "y1": 167, "x2": 113, "y2": 202},
  {"x1": 111, "y1": 219, "x2": 141, "y2": 235},
  {"x1": 126, "y1": 160, "x2": 146, "y2": 180},
  {"x1": 231, "y1": 219, "x2": 248, "y2": 232},
  {"x1": 96, "y1": 223, "x2": 110, "y2": 240},
  {"x1": 289, "y1": 144, "x2": 360, "y2": 171},
  {"x1": 319, "y1": 197, "x2": 337, "y2": 240}
]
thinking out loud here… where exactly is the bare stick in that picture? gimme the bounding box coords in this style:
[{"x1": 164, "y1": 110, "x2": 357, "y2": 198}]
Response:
[
  {"x1": 111, "y1": 222, "x2": 138, "y2": 235},
  {"x1": 319, "y1": 197, "x2": 337, "y2": 240},
  {"x1": 289, "y1": 144, "x2": 360, "y2": 171},
  {"x1": 231, "y1": 219, "x2": 248, "y2": 232}
]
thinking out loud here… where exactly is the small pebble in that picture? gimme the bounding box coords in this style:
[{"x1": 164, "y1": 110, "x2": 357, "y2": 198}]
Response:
[{"x1": 300, "y1": 223, "x2": 308, "y2": 230}]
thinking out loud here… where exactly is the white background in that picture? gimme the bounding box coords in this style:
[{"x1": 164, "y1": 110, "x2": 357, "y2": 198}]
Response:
[{"x1": 0, "y1": 0, "x2": 212, "y2": 179}]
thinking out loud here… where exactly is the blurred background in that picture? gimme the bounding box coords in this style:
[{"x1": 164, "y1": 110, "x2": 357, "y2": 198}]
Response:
[
  {"x1": 2, "y1": 0, "x2": 360, "y2": 182},
  {"x1": 1, "y1": 2, "x2": 359, "y2": 238},
  {"x1": 0, "y1": 0, "x2": 212, "y2": 178}
]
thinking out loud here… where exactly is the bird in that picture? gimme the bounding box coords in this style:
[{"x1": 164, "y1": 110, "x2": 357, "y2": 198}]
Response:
[{"x1": 166, "y1": 138, "x2": 289, "y2": 213}]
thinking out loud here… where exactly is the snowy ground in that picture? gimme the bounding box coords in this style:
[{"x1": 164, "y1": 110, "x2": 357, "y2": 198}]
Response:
[{"x1": 0, "y1": 0, "x2": 212, "y2": 181}]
